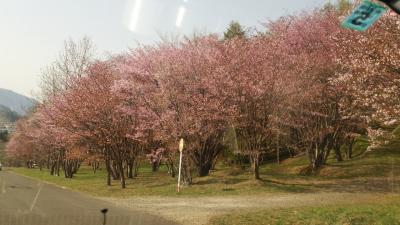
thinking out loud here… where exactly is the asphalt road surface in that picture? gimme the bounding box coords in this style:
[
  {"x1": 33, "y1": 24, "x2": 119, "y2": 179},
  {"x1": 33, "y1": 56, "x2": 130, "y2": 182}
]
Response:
[{"x1": 0, "y1": 170, "x2": 176, "y2": 225}]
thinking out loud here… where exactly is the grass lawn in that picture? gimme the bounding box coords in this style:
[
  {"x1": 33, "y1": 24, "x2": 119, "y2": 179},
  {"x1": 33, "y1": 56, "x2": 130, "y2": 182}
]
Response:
[
  {"x1": 207, "y1": 137, "x2": 400, "y2": 225},
  {"x1": 209, "y1": 200, "x2": 400, "y2": 225},
  {"x1": 9, "y1": 164, "x2": 309, "y2": 198},
  {"x1": 8, "y1": 137, "x2": 400, "y2": 198}
]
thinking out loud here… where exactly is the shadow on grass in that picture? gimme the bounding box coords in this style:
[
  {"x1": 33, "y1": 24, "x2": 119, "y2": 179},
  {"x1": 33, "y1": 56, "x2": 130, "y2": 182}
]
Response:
[
  {"x1": 313, "y1": 178, "x2": 400, "y2": 193},
  {"x1": 194, "y1": 178, "x2": 220, "y2": 185},
  {"x1": 254, "y1": 178, "x2": 314, "y2": 193},
  {"x1": 221, "y1": 188, "x2": 235, "y2": 192},
  {"x1": 222, "y1": 178, "x2": 247, "y2": 185}
]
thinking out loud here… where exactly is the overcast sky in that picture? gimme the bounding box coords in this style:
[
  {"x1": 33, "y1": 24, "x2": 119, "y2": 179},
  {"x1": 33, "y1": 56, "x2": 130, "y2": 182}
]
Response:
[{"x1": 0, "y1": 0, "x2": 329, "y2": 98}]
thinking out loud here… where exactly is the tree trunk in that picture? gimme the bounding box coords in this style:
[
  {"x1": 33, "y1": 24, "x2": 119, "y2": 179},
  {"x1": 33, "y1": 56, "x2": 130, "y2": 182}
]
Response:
[
  {"x1": 152, "y1": 161, "x2": 160, "y2": 172},
  {"x1": 166, "y1": 159, "x2": 176, "y2": 178},
  {"x1": 323, "y1": 147, "x2": 331, "y2": 164},
  {"x1": 276, "y1": 132, "x2": 280, "y2": 164},
  {"x1": 250, "y1": 154, "x2": 260, "y2": 180},
  {"x1": 117, "y1": 161, "x2": 126, "y2": 189},
  {"x1": 127, "y1": 162, "x2": 133, "y2": 179},
  {"x1": 348, "y1": 138, "x2": 354, "y2": 159},
  {"x1": 253, "y1": 160, "x2": 260, "y2": 180},
  {"x1": 310, "y1": 143, "x2": 325, "y2": 174},
  {"x1": 134, "y1": 161, "x2": 140, "y2": 178},
  {"x1": 111, "y1": 148, "x2": 126, "y2": 189},
  {"x1": 55, "y1": 153, "x2": 62, "y2": 176},
  {"x1": 72, "y1": 160, "x2": 80, "y2": 174},
  {"x1": 63, "y1": 160, "x2": 74, "y2": 178},
  {"x1": 191, "y1": 135, "x2": 223, "y2": 178},
  {"x1": 125, "y1": 162, "x2": 129, "y2": 178},
  {"x1": 288, "y1": 148, "x2": 293, "y2": 158},
  {"x1": 47, "y1": 156, "x2": 50, "y2": 169},
  {"x1": 311, "y1": 153, "x2": 323, "y2": 174},
  {"x1": 211, "y1": 156, "x2": 218, "y2": 171},
  {"x1": 197, "y1": 162, "x2": 212, "y2": 177},
  {"x1": 237, "y1": 154, "x2": 247, "y2": 170},
  {"x1": 50, "y1": 162, "x2": 55, "y2": 175},
  {"x1": 110, "y1": 161, "x2": 120, "y2": 180},
  {"x1": 181, "y1": 156, "x2": 192, "y2": 185},
  {"x1": 105, "y1": 157, "x2": 111, "y2": 186},
  {"x1": 92, "y1": 161, "x2": 99, "y2": 174},
  {"x1": 334, "y1": 143, "x2": 343, "y2": 162}
]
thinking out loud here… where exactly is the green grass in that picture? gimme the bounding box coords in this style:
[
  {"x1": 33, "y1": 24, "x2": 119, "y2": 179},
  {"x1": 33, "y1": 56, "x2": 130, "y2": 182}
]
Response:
[
  {"x1": 209, "y1": 137, "x2": 400, "y2": 225},
  {"x1": 264, "y1": 136, "x2": 400, "y2": 180},
  {"x1": 8, "y1": 137, "x2": 400, "y2": 197},
  {"x1": 9, "y1": 164, "x2": 309, "y2": 198},
  {"x1": 209, "y1": 200, "x2": 400, "y2": 225}
]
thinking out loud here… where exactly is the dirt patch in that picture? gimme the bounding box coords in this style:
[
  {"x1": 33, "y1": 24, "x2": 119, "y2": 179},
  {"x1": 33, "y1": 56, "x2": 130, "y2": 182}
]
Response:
[{"x1": 101, "y1": 192, "x2": 397, "y2": 225}]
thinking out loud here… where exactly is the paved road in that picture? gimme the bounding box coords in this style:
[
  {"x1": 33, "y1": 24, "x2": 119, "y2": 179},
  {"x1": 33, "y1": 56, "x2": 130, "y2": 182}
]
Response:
[{"x1": 0, "y1": 170, "x2": 176, "y2": 225}]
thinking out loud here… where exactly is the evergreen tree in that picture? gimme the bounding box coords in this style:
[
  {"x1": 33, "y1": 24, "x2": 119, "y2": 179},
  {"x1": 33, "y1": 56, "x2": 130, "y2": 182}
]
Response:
[{"x1": 223, "y1": 21, "x2": 246, "y2": 40}]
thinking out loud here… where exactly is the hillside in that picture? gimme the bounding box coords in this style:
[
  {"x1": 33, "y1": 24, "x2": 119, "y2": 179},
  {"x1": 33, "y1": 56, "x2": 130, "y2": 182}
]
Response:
[
  {"x1": 0, "y1": 88, "x2": 36, "y2": 115},
  {"x1": 0, "y1": 104, "x2": 20, "y2": 124}
]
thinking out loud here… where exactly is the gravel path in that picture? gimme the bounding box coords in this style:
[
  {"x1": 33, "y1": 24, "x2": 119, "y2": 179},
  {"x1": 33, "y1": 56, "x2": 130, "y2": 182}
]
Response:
[{"x1": 102, "y1": 192, "x2": 397, "y2": 225}]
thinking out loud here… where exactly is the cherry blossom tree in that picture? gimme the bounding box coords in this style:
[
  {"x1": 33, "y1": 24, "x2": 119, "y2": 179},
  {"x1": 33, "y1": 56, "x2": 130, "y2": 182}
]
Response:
[
  {"x1": 219, "y1": 35, "x2": 286, "y2": 179},
  {"x1": 60, "y1": 63, "x2": 130, "y2": 186},
  {"x1": 7, "y1": 4, "x2": 399, "y2": 186},
  {"x1": 264, "y1": 9, "x2": 365, "y2": 172},
  {"x1": 334, "y1": 12, "x2": 400, "y2": 146},
  {"x1": 114, "y1": 36, "x2": 235, "y2": 183}
]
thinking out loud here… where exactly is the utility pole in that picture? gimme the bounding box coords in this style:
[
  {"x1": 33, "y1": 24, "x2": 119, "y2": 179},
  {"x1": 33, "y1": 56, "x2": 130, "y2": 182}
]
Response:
[{"x1": 177, "y1": 138, "x2": 184, "y2": 193}]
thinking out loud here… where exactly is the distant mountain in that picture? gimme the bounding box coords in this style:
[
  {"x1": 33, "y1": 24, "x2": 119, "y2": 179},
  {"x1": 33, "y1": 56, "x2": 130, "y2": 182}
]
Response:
[
  {"x1": 0, "y1": 104, "x2": 20, "y2": 124},
  {"x1": 0, "y1": 88, "x2": 36, "y2": 115}
]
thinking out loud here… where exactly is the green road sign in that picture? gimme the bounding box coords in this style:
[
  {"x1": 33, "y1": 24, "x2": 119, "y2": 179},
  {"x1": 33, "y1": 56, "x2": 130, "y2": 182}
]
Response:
[{"x1": 342, "y1": 0, "x2": 387, "y2": 31}]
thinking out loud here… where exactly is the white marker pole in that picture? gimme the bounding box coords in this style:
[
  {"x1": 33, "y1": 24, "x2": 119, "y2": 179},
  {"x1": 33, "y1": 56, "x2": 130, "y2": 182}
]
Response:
[{"x1": 177, "y1": 138, "x2": 184, "y2": 193}]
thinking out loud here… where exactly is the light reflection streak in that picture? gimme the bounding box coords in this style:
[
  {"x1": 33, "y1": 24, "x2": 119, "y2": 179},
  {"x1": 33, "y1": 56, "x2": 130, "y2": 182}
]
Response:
[
  {"x1": 130, "y1": 0, "x2": 143, "y2": 31},
  {"x1": 176, "y1": 6, "x2": 186, "y2": 28}
]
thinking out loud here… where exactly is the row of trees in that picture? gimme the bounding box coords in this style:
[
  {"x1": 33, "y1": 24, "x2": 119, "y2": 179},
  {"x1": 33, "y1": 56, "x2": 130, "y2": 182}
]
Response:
[
  {"x1": 0, "y1": 129, "x2": 8, "y2": 162},
  {"x1": 6, "y1": 4, "x2": 400, "y2": 188}
]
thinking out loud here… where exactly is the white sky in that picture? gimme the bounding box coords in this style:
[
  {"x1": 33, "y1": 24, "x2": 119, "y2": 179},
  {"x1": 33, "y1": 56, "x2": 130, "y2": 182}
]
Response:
[{"x1": 0, "y1": 0, "x2": 329, "y2": 98}]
